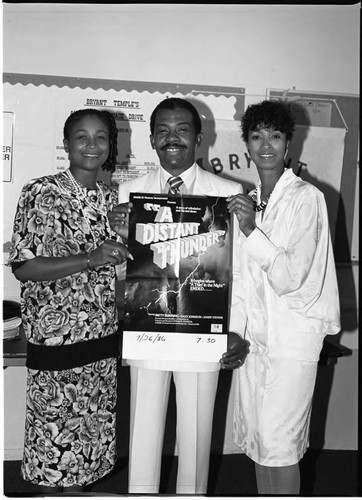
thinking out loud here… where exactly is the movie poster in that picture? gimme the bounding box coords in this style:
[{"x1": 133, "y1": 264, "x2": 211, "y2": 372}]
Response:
[{"x1": 122, "y1": 193, "x2": 231, "y2": 362}]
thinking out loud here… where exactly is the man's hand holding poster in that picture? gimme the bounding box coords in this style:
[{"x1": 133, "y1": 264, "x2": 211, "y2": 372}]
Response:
[{"x1": 122, "y1": 193, "x2": 231, "y2": 362}]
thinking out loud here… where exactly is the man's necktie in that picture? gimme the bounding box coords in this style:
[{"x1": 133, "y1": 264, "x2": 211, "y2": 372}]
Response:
[{"x1": 168, "y1": 176, "x2": 183, "y2": 195}]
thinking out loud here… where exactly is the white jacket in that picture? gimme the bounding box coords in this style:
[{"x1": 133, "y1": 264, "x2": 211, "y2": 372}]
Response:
[{"x1": 233, "y1": 168, "x2": 340, "y2": 361}]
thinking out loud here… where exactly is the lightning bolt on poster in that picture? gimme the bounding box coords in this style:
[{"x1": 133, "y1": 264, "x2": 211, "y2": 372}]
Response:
[{"x1": 122, "y1": 193, "x2": 231, "y2": 362}]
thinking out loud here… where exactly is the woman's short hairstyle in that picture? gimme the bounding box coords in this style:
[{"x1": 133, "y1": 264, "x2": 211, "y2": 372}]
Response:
[
  {"x1": 63, "y1": 109, "x2": 118, "y2": 172},
  {"x1": 150, "y1": 97, "x2": 202, "y2": 135},
  {"x1": 241, "y1": 100, "x2": 295, "y2": 143}
]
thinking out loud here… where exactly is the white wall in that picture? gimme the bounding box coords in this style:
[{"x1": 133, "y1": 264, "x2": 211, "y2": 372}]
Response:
[
  {"x1": 2, "y1": 3, "x2": 360, "y2": 455},
  {"x1": 3, "y1": 4, "x2": 360, "y2": 96}
]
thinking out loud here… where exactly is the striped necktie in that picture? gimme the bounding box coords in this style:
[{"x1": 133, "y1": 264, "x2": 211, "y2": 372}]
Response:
[{"x1": 168, "y1": 176, "x2": 183, "y2": 195}]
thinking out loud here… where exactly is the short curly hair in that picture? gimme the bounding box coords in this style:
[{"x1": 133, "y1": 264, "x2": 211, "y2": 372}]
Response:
[
  {"x1": 150, "y1": 97, "x2": 202, "y2": 135},
  {"x1": 63, "y1": 109, "x2": 118, "y2": 172},
  {"x1": 241, "y1": 100, "x2": 295, "y2": 143}
]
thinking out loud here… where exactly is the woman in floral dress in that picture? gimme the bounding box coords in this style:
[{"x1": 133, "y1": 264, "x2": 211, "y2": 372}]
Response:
[{"x1": 9, "y1": 109, "x2": 131, "y2": 493}]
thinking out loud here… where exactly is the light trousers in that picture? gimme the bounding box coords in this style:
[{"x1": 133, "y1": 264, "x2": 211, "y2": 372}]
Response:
[{"x1": 128, "y1": 365, "x2": 219, "y2": 494}]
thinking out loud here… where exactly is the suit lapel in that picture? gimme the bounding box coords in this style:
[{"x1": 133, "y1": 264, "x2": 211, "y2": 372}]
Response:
[
  {"x1": 194, "y1": 165, "x2": 214, "y2": 195},
  {"x1": 144, "y1": 168, "x2": 162, "y2": 193}
]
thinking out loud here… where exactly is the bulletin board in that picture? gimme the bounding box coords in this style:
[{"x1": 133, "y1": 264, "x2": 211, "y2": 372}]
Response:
[
  {"x1": 2, "y1": 73, "x2": 246, "y2": 243},
  {"x1": 2, "y1": 72, "x2": 246, "y2": 181},
  {"x1": 3, "y1": 74, "x2": 359, "y2": 263}
]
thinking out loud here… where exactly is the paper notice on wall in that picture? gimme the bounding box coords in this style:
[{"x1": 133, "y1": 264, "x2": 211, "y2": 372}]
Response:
[
  {"x1": 290, "y1": 100, "x2": 333, "y2": 127},
  {"x1": 3, "y1": 112, "x2": 14, "y2": 182}
]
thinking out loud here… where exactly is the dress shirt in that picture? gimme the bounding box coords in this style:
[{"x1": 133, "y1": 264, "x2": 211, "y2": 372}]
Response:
[{"x1": 160, "y1": 164, "x2": 197, "y2": 195}]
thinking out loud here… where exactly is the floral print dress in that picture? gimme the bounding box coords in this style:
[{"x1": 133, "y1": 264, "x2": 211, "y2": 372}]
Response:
[{"x1": 8, "y1": 170, "x2": 119, "y2": 487}]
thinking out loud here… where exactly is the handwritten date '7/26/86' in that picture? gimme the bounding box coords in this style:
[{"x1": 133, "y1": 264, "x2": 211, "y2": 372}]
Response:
[{"x1": 135, "y1": 334, "x2": 217, "y2": 343}]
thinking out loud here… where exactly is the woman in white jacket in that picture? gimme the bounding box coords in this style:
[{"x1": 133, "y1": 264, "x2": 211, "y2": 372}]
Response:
[{"x1": 227, "y1": 100, "x2": 340, "y2": 495}]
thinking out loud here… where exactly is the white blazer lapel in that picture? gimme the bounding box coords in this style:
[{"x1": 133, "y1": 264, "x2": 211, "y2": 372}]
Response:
[
  {"x1": 148, "y1": 168, "x2": 162, "y2": 193},
  {"x1": 194, "y1": 165, "x2": 214, "y2": 195},
  {"x1": 138, "y1": 168, "x2": 162, "y2": 194}
]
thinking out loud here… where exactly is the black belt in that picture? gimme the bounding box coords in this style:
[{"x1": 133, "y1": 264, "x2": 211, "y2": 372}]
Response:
[{"x1": 26, "y1": 333, "x2": 119, "y2": 371}]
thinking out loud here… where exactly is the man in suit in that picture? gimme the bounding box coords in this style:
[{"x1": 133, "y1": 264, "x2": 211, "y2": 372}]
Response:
[{"x1": 109, "y1": 97, "x2": 247, "y2": 494}]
